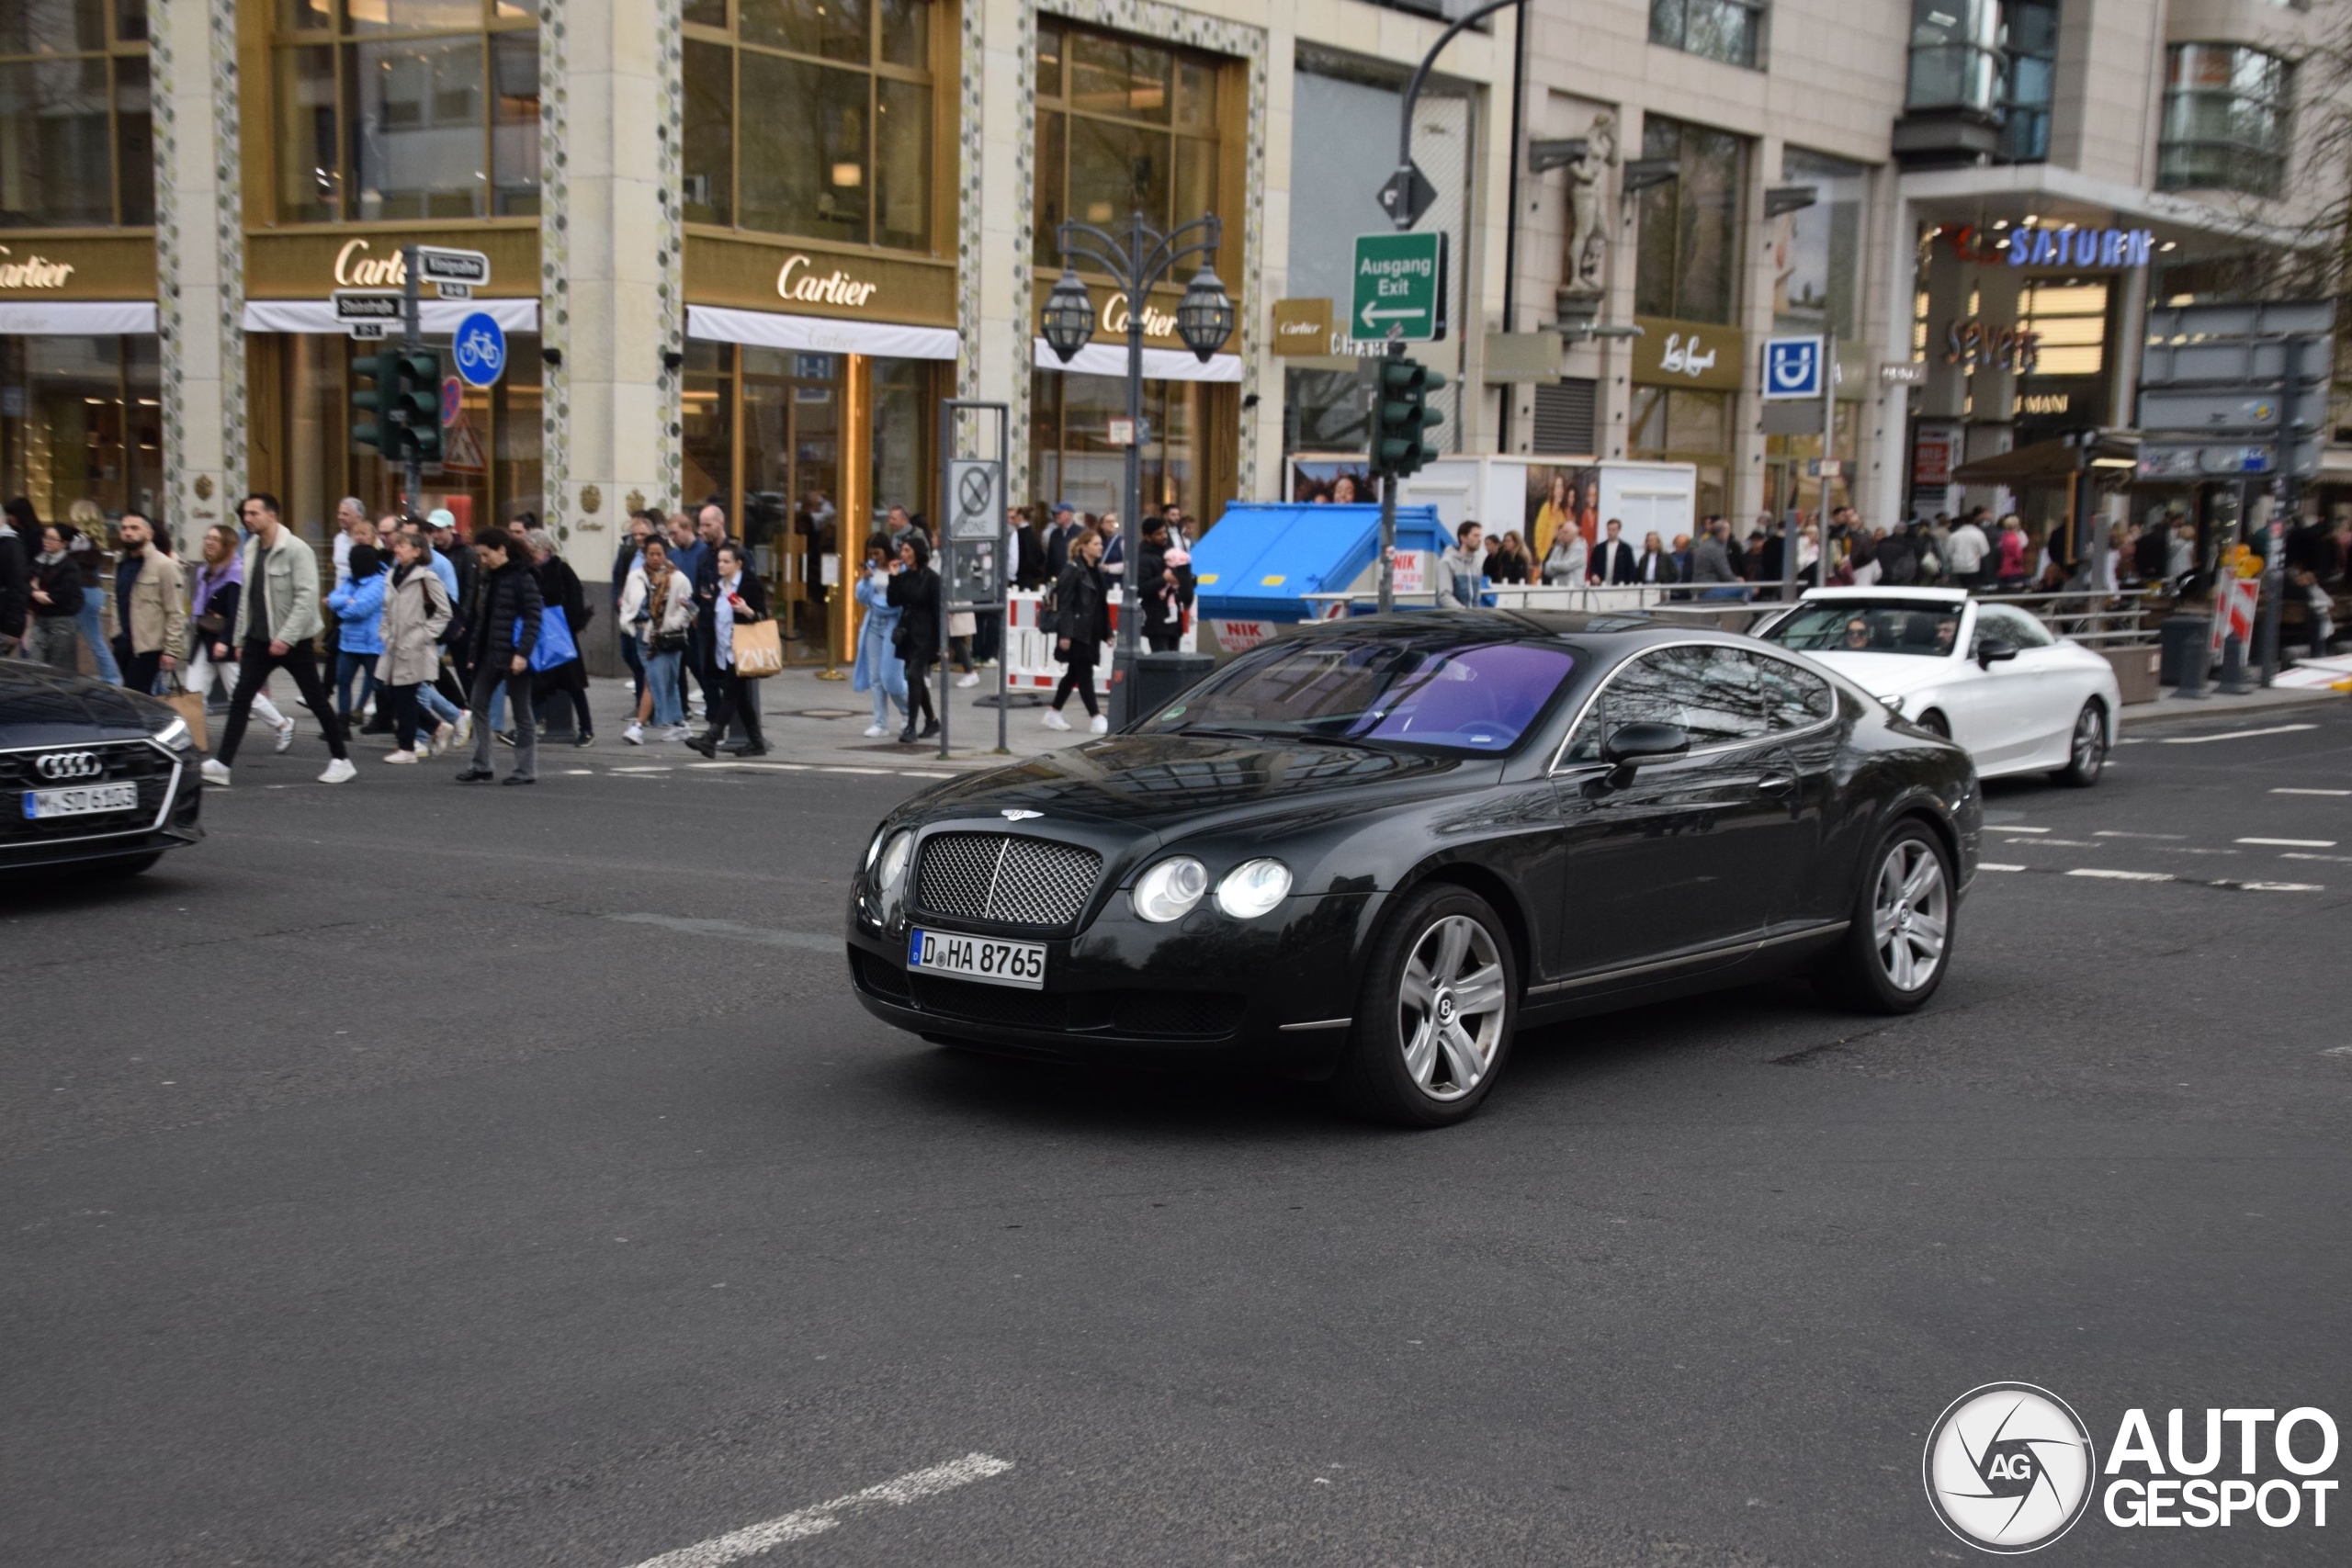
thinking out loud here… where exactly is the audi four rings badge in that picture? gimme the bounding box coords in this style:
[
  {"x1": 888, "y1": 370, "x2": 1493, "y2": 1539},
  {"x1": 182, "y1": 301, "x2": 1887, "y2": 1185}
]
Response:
[{"x1": 37, "y1": 752, "x2": 102, "y2": 781}]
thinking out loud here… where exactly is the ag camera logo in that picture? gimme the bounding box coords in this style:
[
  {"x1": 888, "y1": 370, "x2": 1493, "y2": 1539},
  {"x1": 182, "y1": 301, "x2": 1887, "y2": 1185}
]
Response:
[{"x1": 1923, "y1": 1382, "x2": 2097, "y2": 1552}]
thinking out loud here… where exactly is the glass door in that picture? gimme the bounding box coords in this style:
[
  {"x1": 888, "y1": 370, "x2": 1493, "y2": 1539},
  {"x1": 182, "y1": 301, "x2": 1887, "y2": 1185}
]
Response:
[{"x1": 740, "y1": 348, "x2": 842, "y2": 665}]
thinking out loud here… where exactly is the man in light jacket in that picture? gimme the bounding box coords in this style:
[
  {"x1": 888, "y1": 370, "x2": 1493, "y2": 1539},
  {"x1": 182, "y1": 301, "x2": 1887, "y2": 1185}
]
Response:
[
  {"x1": 112, "y1": 512, "x2": 187, "y2": 694},
  {"x1": 1690, "y1": 518, "x2": 1743, "y2": 601},
  {"x1": 200, "y1": 493, "x2": 356, "y2": 788},
  {"x1": 1435, "y1": 521, "x2": 1487, "y2": 608}
]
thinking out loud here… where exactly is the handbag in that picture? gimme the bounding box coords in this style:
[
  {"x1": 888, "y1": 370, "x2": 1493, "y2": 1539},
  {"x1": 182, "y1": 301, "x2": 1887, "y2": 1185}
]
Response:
[
  {"x1": 160, "y1": 671, "x2": 207, "y2": 751},
  {"x1": 731, "y1": 616, "x2": 785, "y2": 678},
  {"x1": 527, "y1": 605, "x2": 578, "y2": 672}
]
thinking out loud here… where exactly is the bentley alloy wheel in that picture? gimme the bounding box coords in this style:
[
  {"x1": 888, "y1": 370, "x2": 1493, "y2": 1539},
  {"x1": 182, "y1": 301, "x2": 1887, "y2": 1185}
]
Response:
[
  {"x1": 1872, "y1": 837, "x2": 1949, "y2": 993},
  {"x1": 1397, "y1": 914, "x2": 1507, "y2": 1102}
]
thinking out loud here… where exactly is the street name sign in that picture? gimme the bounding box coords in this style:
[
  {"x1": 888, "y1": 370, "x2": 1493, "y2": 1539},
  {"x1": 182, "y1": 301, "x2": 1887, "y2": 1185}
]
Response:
[
  {"x1": 416, "y1": 245, "x2": 491, "y2": 289},
  {"x1": 333, "y1": 288, "x2": 401, "y2": 340},
  {"x1": 1350, "y1": 231, "x2": 1447, "y2": 343}
]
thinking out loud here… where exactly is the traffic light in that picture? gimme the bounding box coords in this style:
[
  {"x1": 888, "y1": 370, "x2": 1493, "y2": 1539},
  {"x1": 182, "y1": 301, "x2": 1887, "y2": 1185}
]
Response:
[
  {"x1": 351, "y1": 345, "x2": 405, "y2": 458},
  {"x1": 1370, "y1": 357, "x2": 1445, "y2": 479},
  {"x1": 351, "y1": 346, "x2": 444, "y2": 464},
  {"x1": 396, "y1": 351, "x2": 442, "y2": 465}
]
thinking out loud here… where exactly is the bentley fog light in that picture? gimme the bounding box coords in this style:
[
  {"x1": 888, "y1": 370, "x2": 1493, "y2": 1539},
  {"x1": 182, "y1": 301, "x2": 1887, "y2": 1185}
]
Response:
[
  {"x1": 1214, "y1": 858, "x2": 1292, "y2": 919},
  {"x1": 1132, "y1": 857, "x2": 1209, "y2": 923}
]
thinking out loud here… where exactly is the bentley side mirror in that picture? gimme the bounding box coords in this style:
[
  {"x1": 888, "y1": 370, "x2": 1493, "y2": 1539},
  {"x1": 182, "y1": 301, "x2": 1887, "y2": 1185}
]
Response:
[
  {"x1": 1975, "y1": 637, "x2": 2019, "y2": 670},
  {"x1": 1597, "y1": 721, "x2": 1690, "y2": 789}
]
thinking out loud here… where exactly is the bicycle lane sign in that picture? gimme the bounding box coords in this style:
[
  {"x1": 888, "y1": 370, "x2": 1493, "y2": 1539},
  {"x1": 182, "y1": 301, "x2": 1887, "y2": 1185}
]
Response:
[{"x1": 453, "y1": 311, "x2": 507, "y2": 388}]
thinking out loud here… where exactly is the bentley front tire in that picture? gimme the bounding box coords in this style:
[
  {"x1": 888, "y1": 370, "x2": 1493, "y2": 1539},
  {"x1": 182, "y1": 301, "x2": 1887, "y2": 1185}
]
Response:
[
  {"x1": 1816, "y1": 820, "x2": 1953, "y2": 1015},
  {"x1": 1335, "y1": 885, "x2": 1518, "y2": 1128}
]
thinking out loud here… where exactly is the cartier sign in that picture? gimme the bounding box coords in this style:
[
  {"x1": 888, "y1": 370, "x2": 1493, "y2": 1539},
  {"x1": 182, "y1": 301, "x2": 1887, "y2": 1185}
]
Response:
[
  {"x1": 0, "y1": 246, "x2": 76, "y2": 290},
  {"x1": 778, "y1": 254, "x2": 880, "y2": 309},
  {"x1": 1103, "y1": 291, "x2": 1177, "y2": 340},
  {"x1": 332, "y1": 240, "x2": 410, "y2": 288}
]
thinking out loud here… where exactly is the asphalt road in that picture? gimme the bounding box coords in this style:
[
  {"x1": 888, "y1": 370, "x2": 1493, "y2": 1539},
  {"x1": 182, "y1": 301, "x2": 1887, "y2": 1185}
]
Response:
[{"x1": 6, "y1": 706, "x2": 2350, "y2": 1566}]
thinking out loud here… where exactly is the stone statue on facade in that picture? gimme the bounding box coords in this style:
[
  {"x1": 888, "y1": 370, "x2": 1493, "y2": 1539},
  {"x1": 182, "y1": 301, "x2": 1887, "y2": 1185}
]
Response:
[{"x1": 1563, "y1": 112, "x2": 1617, "y2": 298}]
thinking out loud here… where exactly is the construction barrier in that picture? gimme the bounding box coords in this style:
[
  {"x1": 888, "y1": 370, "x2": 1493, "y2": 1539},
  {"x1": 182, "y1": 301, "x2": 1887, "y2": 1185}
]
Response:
[{"x1": 1001, "y1": 590, "x2": 1196, "y2": 696}]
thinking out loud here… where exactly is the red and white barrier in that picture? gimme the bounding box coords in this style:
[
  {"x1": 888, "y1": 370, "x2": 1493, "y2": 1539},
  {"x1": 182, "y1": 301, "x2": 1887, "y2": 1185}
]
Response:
[{"x1": 1001, "y1": 590, "x2": 1194, "y2": 695}]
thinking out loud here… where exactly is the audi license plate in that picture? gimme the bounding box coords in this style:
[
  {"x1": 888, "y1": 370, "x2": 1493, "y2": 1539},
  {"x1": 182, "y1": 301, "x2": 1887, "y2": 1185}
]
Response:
[
  {"x1": 908, "y1": 927, "x2": 1046, "y2": 990},
  {"x1": 23, "y1": 783, "x2": 139, "y2": 820}
]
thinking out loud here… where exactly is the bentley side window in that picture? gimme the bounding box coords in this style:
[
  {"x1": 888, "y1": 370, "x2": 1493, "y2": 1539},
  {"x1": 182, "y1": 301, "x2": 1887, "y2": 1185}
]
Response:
[
  {"x1": 1752, "y1": 654, "x2": 1834, "y2": 730},
  {"x1": 1574, "y1": 647, "x2": 1770, "y2": 760}
]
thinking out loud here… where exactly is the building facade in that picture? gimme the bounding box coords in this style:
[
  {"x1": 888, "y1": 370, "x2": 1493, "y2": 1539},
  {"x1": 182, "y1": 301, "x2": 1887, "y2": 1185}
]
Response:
[
  {"x1": 1496, "y1": 0, "x2": 2333, "y2": 542},
  {"x1": 8, "y1": 0, "x2": 1515, "y2": 665},
  {"x1": 3, "y1": 0, "x2": 2332, "y2": 644}
]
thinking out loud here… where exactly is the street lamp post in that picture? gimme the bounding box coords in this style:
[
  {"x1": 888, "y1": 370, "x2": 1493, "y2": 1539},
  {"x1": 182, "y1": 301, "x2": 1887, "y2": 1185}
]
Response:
[{"x1": 1041, "y1": 209, "x2": 1233, "y2": 725}]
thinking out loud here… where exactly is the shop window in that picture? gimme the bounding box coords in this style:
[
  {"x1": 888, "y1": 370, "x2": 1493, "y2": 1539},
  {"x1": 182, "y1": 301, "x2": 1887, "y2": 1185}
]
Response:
[
  {"x1": 2019, "y1": 278, "x2": 2106, "y2": 378},
  {"x1": 0, "y1": 333, "x2": 161, "y2": 520},
  {"x1": 267, "y1": 0, "x2": 539, "y2": 223},
  {"x1": 1648, "y1": 0, "x2": 1766, "y2": 71},
  {"x1": 1029, "y1": 368, "x2": 1203, "y2": 524},
  {"x1": 1634, "y1": 116, "x2": 1744, "y2": 326},
  {"x1": 1905, "y1": 0, "x2": 1999, "y2": 118},
  {"x1": 1999, "y1": 0, "x2": 2057, "y2": 164},
  {"x1": 1628, "y1": 385, "x2": 1729, "y2": 518},
  {"x1": 0, "y1": 0, "x2": 152, "y2": 228},
  {"x1": 1775, "y1": 148, "x2": 1866, "y2": 341},
  {"x1": 683, "y1": 0, "x2": 935, "y2": 251},
  {"x1": 1034, "y1": 23, "x2": 1221, "y2": 269},
  {"x1": 2159, "y1": 43, "x2": 2292, "y2": 198}
]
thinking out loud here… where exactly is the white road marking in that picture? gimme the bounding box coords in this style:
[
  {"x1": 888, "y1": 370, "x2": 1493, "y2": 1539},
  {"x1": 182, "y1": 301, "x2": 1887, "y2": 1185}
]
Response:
[
  {"x1": 1995, "y1": 825, "x2": 2052, "y2": 833},
  {"x1": 2273, "y1": 787, "x2": 2352, "y2": 796},
  {"x1": 2095, "y1": 830, "x2": 2184, "y2": 840},
  {"x1": 2281, "y1": 852, "x2": 2352, "y2": 863},
  {"x1": 610, "y1": 766, "x2": 674, "y2": 774},
  {"x1": 2226, "y1": 881, "x2": 2325, "y2": 893},
  {"x1": 607, "y1": 913, "x2": 838, "y2": 953},
  {"x1": 2001, "y1": 837, "x2": 2095, "y2": 847},
  {"x1": 2066, "y1": 868, "x2": 2175, "y2": 882},
  {"x1": 820, "y1": 765, "x2": 893, "y2": 774},
  {"x1": 625, "y1": 1454, "x2": 1015, "y2": 1568},
  {"x1": 1977, "y1": 863, "x2": 2027, "y2": 873},
  {"x1": 2158, "y1": 723, "x2": 2318, "y2": 745},
  {"x1": 2236, "y1": 837, "x2": 2336, "y2": 848},
  {"x1": 687, "y1": 760, "x2": 812, "y2": 771},
  {"x1": 900, "y1": 770, "x2": 956, "y2": 778}
]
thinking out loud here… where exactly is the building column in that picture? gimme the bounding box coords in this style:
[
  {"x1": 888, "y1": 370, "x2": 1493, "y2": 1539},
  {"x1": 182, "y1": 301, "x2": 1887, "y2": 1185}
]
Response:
[
  {"x1": 967, "y1": 0, "x2": 1033, "y2": 496},
  {"x1": 541, "y1": 0, "x2": 682, "y2": 566},
  {"x1": 152, "y1": 0, "x2": 247, "y2": 539}
]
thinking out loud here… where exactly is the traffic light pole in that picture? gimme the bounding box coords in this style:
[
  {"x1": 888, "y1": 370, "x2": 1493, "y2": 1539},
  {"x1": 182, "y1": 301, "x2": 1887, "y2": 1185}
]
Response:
[
  {"x1": 401, "y1": 243, "x2": 424, "y2": 513},
  {"x1": 1378, "y1": 340, "x2": 1403, "y2": 614}
]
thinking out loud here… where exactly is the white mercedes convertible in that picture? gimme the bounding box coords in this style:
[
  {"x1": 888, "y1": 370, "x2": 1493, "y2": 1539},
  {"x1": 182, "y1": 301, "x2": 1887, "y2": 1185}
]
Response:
[{"x1": 1752, "y1": 588, "x2": 2120, "y2": 786}]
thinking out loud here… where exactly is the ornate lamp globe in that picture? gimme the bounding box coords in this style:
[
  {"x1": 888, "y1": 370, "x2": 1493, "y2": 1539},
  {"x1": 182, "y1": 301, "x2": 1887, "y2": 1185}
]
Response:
[
  {"x1": 1041, "y1": 266, "x2": 1095, "y2": 364},
  {"x1": 1175, "y1": 265, "x2": 1236, "y2": 363}
]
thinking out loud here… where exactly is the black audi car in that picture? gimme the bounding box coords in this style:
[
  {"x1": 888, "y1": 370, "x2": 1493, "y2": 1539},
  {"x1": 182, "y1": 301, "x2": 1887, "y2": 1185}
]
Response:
[
  {"x1": 846, "y1": 612, "x2": 1980, "y2": 1125},
  {"x1": 0, "y1": 659, "x2": 204, "y2": 879}
]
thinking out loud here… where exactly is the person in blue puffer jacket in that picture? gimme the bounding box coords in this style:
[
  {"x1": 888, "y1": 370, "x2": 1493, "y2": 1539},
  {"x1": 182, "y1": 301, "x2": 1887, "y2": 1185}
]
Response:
[{"x1": 325, "y1": 543, "x2": 388, "y2": 734}]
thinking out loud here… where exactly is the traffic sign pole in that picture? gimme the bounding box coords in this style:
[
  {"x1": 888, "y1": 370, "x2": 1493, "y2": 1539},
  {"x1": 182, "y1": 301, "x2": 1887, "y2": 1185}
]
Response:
[{"x1": 401, "y1": 243, "x2": 424, "y2": 513}]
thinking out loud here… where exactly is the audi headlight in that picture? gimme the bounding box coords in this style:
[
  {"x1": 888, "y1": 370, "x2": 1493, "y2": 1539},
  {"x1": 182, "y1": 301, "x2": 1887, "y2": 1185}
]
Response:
[
  {"x1": 1215, "y1": 858, "x2": 1292, "y2": 919},
  {"x1": 1132, "y1": 856, "x2": 1208, "y2": 923},
  {"x1": 875, "y1": 830, "x2": 914, "y2": 896},
  {"x1": 152, "y1": 715, "x2": 195, "y2": 751}
]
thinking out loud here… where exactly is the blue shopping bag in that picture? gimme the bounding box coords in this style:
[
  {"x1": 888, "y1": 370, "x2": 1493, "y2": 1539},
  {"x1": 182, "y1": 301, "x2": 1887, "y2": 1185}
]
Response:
[{"x1": 527, "y1": 605, "x2": 578, "y2": 671}]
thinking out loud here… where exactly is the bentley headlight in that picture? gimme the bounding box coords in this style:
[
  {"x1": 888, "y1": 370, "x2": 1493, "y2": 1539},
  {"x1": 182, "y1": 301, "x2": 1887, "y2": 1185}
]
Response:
[
  {"x1": 1132, "y1": 856, "x2": 1208, "y2": 923},
  {"x1": 875, "y1": 829, "x2": 914, "y2": 896},
  {"x1": 865, "y1": 824, "x2": 889, "y2": 871},
  {"x1": 152, "y1": 715, "x2": 194, "y2": 751},
  {"x1": 1215, "y1": 858, "x2": 1292, "y2": 919}
]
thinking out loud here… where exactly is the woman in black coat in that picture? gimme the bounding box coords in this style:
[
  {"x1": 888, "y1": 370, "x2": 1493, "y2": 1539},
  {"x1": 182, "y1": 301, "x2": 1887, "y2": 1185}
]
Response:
[
  {"x1": 1045, "y1": 527, "x2": 1110, "y2": 732},
  {"x1": 526, "y1": 529, "x2": 594, "y2": 745},
  {"x1": 885, "y1": 534, "x2": 941, "y2": 743},
  {"x1": 456, "y1": 526, "x2": 544, "y2": 784},
  {"x1": 685, "y1": 541, "x2": 772, "y2": 757}
]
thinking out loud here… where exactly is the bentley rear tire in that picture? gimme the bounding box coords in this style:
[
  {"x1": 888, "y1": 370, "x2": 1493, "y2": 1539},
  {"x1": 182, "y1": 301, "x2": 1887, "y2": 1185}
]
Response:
[
  {"x1": 1334, "y1": 884, "x2": 1518, "y2": 1128},
  {"x1": 1815, "y1": 819, "x2": 1953, "y2": 1015}
]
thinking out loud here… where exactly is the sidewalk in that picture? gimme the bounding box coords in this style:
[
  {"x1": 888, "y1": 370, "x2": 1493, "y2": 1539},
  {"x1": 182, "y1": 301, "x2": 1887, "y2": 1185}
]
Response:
[{"x1": 582, "y1": 667, "x2": 1096, "y2": 770}]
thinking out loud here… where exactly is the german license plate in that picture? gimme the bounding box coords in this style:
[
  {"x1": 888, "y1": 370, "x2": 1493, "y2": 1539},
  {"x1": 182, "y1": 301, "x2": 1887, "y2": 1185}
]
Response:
[
  {"x1": 908, "y1": 927, "x2": 1046, "y2": 990},
  {"x1": 23, "y1": 783, "x2": 139, "y2": 819}
]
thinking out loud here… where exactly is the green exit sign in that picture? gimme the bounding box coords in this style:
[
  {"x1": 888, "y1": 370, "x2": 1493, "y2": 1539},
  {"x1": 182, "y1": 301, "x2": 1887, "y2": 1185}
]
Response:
[{"x1": 1350, "y1": 231, "x2": 1447, "y2": 344}]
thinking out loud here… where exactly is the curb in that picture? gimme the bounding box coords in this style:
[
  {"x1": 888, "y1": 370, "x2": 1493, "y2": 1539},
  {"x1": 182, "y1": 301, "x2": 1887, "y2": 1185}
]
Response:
[{"x1": 2119, "y1": 687, "x2": 2347, "y2": 729}]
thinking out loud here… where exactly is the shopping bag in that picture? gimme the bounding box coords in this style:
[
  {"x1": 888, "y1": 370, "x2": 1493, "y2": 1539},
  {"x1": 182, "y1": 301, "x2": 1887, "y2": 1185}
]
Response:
[
  {"x1": 526, "y1": 605, "x2": 578, "y2": 672},
  {"x1": 731, "y1": 617, "x2": 785, "y2": 678},
  {"x1": 161, "y1": 673, "x2": 207, "y2": 750}
]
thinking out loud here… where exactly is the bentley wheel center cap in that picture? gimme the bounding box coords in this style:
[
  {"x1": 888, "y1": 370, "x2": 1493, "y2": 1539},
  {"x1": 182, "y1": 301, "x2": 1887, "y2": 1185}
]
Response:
[{"x1": 1435, "y1": 992, "x2": 1456, "y2": 1024}]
